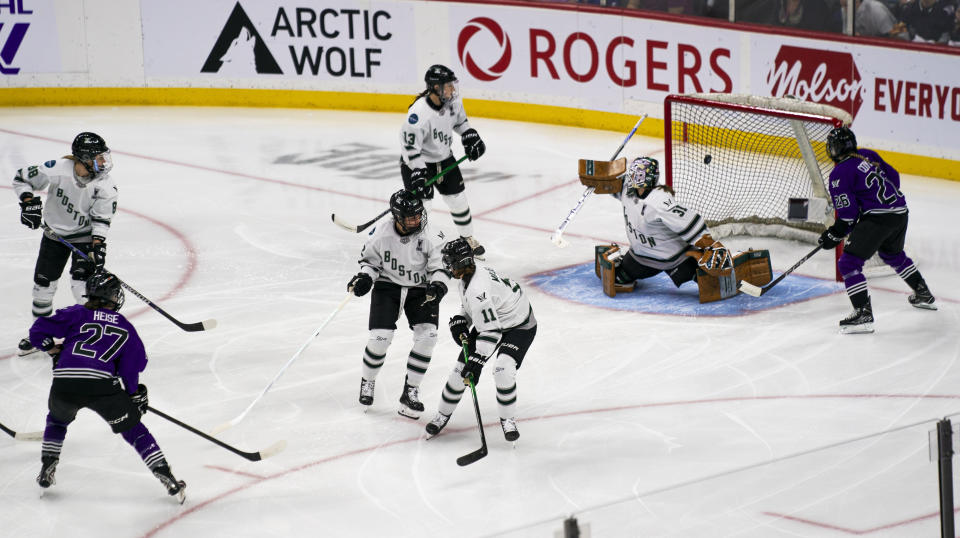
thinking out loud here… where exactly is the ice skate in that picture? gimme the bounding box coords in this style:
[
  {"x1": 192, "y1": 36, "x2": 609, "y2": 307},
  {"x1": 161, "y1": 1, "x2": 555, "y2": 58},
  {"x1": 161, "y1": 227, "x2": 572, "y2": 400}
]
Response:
[
  {"x1": 462, "y1": 236, "x2": 485, "y2": 257},
  {"x1": 839, "y1": 303, "x2": 874, "y2": 334},
  {"x1": 908, "y1": 282, "x2": 937, "y2": 310},
  {"x1": 500, "y1": 417, "x2": 520, "y2": 442},
  {"x1": 398, "y1": 381, "x2": 424, "y2": 419},
  {"x1": 359, "y1": 378, "x2": 375, "y2": 409},
  {"x1": 153, "y1": 465, "x2": 186, "y2": 504},
  {"x1": 425, "y1": 412, "x2": 451, "y2": 438},
  {"x1": 37, "y1": 456, "x2": 58, "y2": 489}
]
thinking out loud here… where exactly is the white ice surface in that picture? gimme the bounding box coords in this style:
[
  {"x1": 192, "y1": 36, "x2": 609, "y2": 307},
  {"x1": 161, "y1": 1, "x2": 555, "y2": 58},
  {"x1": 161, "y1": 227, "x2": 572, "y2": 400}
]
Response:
[{"x1": 1, "y1": 107, "x2": 959, "y2": 537}]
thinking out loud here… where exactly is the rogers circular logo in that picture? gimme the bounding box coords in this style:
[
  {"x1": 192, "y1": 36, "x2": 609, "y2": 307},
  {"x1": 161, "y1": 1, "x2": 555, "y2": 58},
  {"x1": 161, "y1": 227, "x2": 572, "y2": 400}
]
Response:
[
  {"x1": 457, "y1": 17, "x2": 512, "y2": 82},
  {"x1": 765, "y1": 45, "x2": 864, "y2": 118}
]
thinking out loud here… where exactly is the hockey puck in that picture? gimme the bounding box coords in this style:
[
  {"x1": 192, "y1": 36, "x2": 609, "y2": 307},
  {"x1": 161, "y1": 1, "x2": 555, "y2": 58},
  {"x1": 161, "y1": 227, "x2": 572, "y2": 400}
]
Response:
[{"x1": 704, "y1": 154, "x2": 712, "y2": 164}]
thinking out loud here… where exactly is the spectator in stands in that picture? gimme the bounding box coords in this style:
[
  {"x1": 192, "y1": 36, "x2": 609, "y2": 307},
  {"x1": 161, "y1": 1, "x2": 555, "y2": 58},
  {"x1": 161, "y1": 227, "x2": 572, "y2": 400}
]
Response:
[
  {"x1": 626, "y1": 0, "x2": 703, "y2": 14},
  {"x1": 852, "y1": 0, "x2": 910, "y2": 38},
  {"x1": 949, "y1": 5, "x2": 960, "y2": 45},
  {"x1": 897, "y1": 0, "x2": 955, "y2": 42},
  {"x1": 777, "y1": 0, "x2": 843, "y2": 31}
]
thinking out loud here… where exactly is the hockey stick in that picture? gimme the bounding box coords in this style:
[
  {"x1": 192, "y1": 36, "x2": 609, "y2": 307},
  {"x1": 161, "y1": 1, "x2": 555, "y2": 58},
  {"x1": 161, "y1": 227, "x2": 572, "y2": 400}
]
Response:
[
  {"x1": 550, "y1": 114, "x2": 647, "y2": 248},
  {"x1": 147, "y1": 406, "x2": 286, "y2": 462},
  {"x1": 456, "y1": 339, "x2": 488, "y2": 467},
  {"x1": 332, "y1": 155, "x2": 470, "y2": 233},
  {"x1": 211, "y1": 293, "x2": 353, "y2": 435},
  {"x1": 41, "y1": 225, "x2": 217, "y2": 332},
  {"x1": 739, "y1": 245, "x2": 823, "y2": 297},
  {"x1": 0, "y1": 419, "x2": 43, "y2": 441}
]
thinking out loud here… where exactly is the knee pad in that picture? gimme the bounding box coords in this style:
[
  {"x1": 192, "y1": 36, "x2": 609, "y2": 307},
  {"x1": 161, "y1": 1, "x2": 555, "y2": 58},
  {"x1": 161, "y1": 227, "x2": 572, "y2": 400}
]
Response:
[
  {"x1": 878, "y1": 250, "x2": 908, "y2": 270},
  {"x1": 32, "y1": 282, "x2": 57, "y2": 317},
  {"x1": 366, "y1": 329, "x2": 394, "y2": 356},
  {"x1": 493, "y1": 354, "x2": 518, "y2": 388},
  {"x1": 442, "y1": 192, "x2": 470, "y2": 214},
  {"x1": 411, "y1": 323, "x2": 438, "y2": 354},
  {"x1": 837, "y1": 252, "x2": 866, "y2": 280},
  {"x1": 70, "y1": 278, "x2": 87, "y2": 304}
]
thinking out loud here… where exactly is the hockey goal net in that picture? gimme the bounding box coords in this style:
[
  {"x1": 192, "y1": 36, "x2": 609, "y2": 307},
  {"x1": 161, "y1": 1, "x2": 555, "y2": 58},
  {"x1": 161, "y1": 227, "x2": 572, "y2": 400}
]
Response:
[{"x1": 664, "y1": 93, "x2": 851, "y2": 281}]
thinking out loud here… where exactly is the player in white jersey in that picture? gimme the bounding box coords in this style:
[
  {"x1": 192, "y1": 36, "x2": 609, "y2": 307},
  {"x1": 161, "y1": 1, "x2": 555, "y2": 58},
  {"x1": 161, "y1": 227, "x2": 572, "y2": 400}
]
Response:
[
  {"x1": 13, "y1": 132, "x2": 118, "y2": 356},
  {"x1": 347, "y1": 190, "x2": 451, "y2": 419},
  {"x1": 400, "y1": 64, "x2": 487, "y2": 255},
  {"x1": 424, "y1": 238, "x2": 537, "y2": 443},
  {"x1": 611, "y1": 157, "x2": 727, "y2": 288}
]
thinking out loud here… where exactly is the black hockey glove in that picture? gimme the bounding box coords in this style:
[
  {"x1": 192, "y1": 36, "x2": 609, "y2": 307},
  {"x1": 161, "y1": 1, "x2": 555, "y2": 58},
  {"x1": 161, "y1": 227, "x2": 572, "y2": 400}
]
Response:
[
  {"x1": 19, "y1": 195, "x2": 42, "y2": 230},
  {"x1": 818, "y1": 221, "x2": 849, "y2": 250},
  {"x1": 90, "y1": 236, "x2": 107, "y2": 269},
  {"x1": 449, "y1": 315, "x2": 469, "y2": 345},
  {"x1": 462, "y1": 352, "x2": 486, "y2": 386},
  {"x1": 348, "y1": 272, "x2": 373, "y2": 297},
  {"x1": 408, "y1": 167, "x2": 433, "y2": 199},
  {"x1": 461, "y1": 129, "x2": 485, "y2": 161},
  {"x1": 423, "y1": 281, "x2": 447, "y2": 306},
  {"x1": 131, "y1": 384, "x2": 149, "y2": 416}
]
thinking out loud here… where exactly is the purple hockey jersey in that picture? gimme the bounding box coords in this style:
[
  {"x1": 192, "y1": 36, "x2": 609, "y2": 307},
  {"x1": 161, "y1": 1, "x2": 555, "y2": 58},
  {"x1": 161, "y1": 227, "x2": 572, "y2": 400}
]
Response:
[
  {"x1": 30, "y1": 304, "x2": 147, "y2": 394},
  {"x1": 827, "y1": 149, "x2": 908, "y2": 225}
]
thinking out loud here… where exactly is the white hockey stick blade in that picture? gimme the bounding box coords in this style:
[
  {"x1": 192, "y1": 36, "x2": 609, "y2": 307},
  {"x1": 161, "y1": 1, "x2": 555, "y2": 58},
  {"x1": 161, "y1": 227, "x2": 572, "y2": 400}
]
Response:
[
  {"x1": 331, "y1": 214, "x2": 358, "y2": 232},
  {"x1": 739, "y1": 282, "x2": 762, "y2": 297},
  {"x1": 549, "y1": 232, "x2": 569, "y2": 248},
  {"x1": 202, "y1": 319, "x2": 218, "y2": 330},
  {"x1": 15, "y1": 431, "x2": 44, "y2": 441},
  {"x1": 257, "y1": 440, "x2": 288, "y2": 460}
]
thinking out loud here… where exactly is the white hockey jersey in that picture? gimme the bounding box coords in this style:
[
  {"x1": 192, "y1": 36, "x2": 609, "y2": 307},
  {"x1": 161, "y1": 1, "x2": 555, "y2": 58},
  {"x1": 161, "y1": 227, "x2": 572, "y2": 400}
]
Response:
[
  {"x1": 12, "y1": 158, "x2": 118, "y2": 241},
  {"x1": 618, "y1": 184, "x2": 708, "y2": 270},
  {"x1": 400, "y1": 95, "x2": 472, "y2": 170},
  {"x1": 358, "y1": 218, "x2": 449, "y2": 288},
  {"x1": 456, "y1": 263, "x2": 536, "y2": 360}
]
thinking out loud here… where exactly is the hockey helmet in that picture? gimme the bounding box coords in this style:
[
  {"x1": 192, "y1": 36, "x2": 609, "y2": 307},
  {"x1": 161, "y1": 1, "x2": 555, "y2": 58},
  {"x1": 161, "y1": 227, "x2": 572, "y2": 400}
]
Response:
[
  {"x1": 85, "y1": 271, "x2": 125, "y2": 311},
  {"x1": 826, "y1": 126, "x2": 857, "y2": 163},
  {"x1": 71, "y1": 132, "x2": 113, "y2": 184},
  {"x1": 441, "y1": 237, "x2": 475, "y2": 277},
  {"x1": 424, "y1": 64, "x2": 459, "y2": 104},
  {"x1": 390, "y1": 189, "x2": 426, "y2": 235},
  {"x1": 626, "y1": 157, "x2": 659, "y2": 192}
]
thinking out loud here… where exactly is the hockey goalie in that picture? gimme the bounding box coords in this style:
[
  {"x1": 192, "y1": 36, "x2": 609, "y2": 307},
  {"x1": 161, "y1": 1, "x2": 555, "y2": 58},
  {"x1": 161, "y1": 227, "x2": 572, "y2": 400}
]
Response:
[{"x1": 581, "y1": 156, "x2": 773, "y2": 303}]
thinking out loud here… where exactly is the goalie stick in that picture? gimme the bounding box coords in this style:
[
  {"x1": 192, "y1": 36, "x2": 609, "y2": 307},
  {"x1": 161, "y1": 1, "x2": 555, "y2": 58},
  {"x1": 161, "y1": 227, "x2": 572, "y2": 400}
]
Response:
[
  {"x1": 147, "y1": 406, "x2": 286, "y2": 462},
  {"x1": 550, "y1": 114, "x2": 647, "y2": 248},
  {"x1": 739, "y1": 245, "x2": 822, "y2": 297},
  {"x1": 456, "y1": 339, "x2": 488, "y2": 467},
  {"x1": 332, "y1": 155, "x2": 469, "y2": 233},
  {"x1": 42, "y1": 225, "x2": 217, "y2": 332},
  {"x1": 0, "y1": 419, "x2": 43, "y2": 441}
]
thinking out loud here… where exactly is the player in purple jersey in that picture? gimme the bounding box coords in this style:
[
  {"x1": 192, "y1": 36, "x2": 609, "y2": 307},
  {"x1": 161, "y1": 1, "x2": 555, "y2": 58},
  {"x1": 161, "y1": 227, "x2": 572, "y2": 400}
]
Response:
[
  {"x1": 28, "y1": 271, "x2": 186, "y2": 502},
  {"x1": 818, "y1": 126, "x2": 936, "y2": 334}
]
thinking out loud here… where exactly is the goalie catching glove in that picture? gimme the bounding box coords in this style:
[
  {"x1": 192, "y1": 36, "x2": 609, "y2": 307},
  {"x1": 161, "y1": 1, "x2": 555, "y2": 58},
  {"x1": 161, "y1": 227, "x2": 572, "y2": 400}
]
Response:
[
  {"x1": 692, "y1": 234, "x2": 731, "y2": 276},
  {"x1": 461, "y1": 129, "x2": 485, "y2": 161}
]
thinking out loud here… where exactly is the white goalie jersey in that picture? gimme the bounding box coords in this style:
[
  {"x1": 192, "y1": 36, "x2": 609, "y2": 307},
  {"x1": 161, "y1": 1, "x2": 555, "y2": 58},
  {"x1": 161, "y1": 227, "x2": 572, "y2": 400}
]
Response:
[
  {"x1": 400, "y1": 96, "x2": 472, "y2": 170},
  {"x1": 618, "y1": 183, "x2": 708, "y2": 270},
  {"x1": 358, "y1": 218, "x2": 449, "y2": 288},
  {"x1": 12, "y1": 158, "x2": 118, "y2": 241},
  {"x1": 457, "y1": 263, "x2": 537, "y2": 360}
]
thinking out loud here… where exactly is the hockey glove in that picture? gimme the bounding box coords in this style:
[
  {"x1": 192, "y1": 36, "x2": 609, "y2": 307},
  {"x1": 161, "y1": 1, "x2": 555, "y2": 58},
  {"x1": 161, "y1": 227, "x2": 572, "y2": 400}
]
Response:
[
  {"x1": 449, "y1": 315, "x2": 469, "y2": 345},
  {"x1": 408, "y1": 167, "x2": 433, "y2": 199},
  {"x1": 461, "y1": 129, "x2": 485, "y2": 161},
  {"x1": 462, "y1": 352, "x2": 486, "y2": 386},
  {"x1": 90, "y1": 236, "x2": 107, "y2": 269},
  {"x1": 19, "y1": 195, "x2": 42, "y2": 230},
  {"x1": 131, "y1": 384, "x2": 149, "y2": 416},
  {"x1": 818, "y1": 221, "x2": 849, "y2": 250},
  {"x1": 348, "y1": 272, "x2": 373, "y2": 297},
  {"x1": 423, "y1": 281, "x2": 447, "y2": 306}
]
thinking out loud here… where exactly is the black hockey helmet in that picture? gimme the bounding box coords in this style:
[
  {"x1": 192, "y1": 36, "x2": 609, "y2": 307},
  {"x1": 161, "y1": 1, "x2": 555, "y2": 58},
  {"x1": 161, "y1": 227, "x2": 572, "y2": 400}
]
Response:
[
  {"x1": 390, "y1": 189, "x2": 425, "y2": 235},
  {"x1": 826, "y1": 126, "x2": 857, "y2": 163},
  {"x1": 85, "y1": 271, "x2": 125, "y2": 311},
  {"x1": 626, "y1": 157, "x2": 659, "y2": 192},
  {"x1": 441, "y1": 237, "x2": 475, "y2": 277},
  {"x1": 71, "y1": 132, "x2": 113, "y2": 183},
  {"x1": 424, "y1": 64, "x2": 458, "y2": 104}
]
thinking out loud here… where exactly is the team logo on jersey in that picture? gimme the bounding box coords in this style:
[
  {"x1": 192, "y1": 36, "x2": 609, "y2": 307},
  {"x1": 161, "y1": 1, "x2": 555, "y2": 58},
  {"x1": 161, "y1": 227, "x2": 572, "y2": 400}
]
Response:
[
  {"x1": 202, "y1": 3, "x2": 282, "y2": 75},
  {"x1": 0, "y1": 21, "x2": 29, "y2": 75},
  {"x1": 475, "y1": 292, "x2": 487, "y2": 302},
  {"x1": 44, "y1": 160, "x2": 56, "y2": 168},
  {"x1": 457, "y1": 17, "x2": 512, "y2": 82},
  {"x1": 764, "y1": 45, "x2": 864, "y2": 119}
]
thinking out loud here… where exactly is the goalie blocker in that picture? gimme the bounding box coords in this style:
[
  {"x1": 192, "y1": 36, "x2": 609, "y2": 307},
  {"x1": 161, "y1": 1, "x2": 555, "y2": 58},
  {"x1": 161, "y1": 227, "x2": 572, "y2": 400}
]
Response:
[{"x1": 595, "y1": 245, "x2": 772, "y2": 303}]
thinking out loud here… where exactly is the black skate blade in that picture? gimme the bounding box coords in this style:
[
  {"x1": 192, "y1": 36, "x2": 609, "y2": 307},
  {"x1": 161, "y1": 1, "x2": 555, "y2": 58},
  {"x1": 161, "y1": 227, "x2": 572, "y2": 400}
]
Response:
[
  {"x1": 397, "y1": 408, "x2": 422, "y2": 420},
  {"x1": 456, "y1": 447, "x2": 488, "y2": 466}
]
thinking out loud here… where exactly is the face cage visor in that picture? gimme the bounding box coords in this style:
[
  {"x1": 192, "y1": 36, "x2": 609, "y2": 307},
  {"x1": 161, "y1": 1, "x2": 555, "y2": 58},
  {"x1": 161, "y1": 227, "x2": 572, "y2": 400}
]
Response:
[{"x1": 75, "y1": 150, "x2": 113, "y2": 186}]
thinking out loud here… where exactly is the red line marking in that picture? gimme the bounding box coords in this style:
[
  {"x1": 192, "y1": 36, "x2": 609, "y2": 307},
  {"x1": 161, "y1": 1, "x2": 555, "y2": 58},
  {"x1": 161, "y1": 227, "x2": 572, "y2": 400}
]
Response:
[
  {"x1": 764, "y1": 507, "x2": 960, "y2": 534},
  {"x1": 204, "y1": 465, "x2": 266, "y2": 480},
  {"x1": 142, "y1": 393, "x2": 960, "y2": 537}
]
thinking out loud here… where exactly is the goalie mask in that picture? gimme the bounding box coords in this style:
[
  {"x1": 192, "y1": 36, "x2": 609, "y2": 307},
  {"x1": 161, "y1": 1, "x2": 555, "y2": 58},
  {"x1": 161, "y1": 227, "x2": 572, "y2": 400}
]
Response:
[
  {"x1": 424, "y1": 64, "x2": 459, "y2": 105},
  {"x1": 71, "y1": 131, "x2": 113, "y2": 185},
  {"x1": 826, "y1": 126, "x2": 857, "y2": 163},
  {"x1": 441, "y1": 238, "x2": 475, "y2": 277},
  {"x1": 626, "y1": 157, "x2": 659, "y2": 192},
  {"x1": 85, "y1": 271, "x2": 125, "y2": 311},
  {"x1": 390, "y1": 189, "x2": 426, "y2": 235}
]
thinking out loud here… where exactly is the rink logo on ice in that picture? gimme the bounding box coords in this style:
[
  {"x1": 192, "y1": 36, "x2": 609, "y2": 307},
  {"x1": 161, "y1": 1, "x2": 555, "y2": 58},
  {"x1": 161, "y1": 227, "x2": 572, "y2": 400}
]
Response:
[
  {"x1": 202, "y1": 2, "x2": 282, "y2": 75},
  {"x1": 763, "y1": 45, "x2": 864, "y2": 119},
  {"x1": 0, "y1": 21, "x2": 29, "y2": 75},
  {"x1": 457, "y1": 17, "x2": 512, "y2": 82}
]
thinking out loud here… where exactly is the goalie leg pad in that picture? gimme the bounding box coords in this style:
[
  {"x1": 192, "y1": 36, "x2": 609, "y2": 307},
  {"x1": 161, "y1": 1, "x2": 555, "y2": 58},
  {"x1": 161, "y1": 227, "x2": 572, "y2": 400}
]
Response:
[
  {"x1": 696, "y1": 267, "x2": 738, "y2": 303},
  {"x1": 732, "y1": 249, "x2": 773, "y2": 287},
  {"x1": 599, "y1": 246, "x2": 635, "y2": 297}
]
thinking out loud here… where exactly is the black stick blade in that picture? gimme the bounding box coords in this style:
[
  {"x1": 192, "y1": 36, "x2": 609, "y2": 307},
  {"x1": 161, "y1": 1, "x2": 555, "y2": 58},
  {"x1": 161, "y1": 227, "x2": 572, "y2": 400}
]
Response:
[{"x1": 456, "y1": 447, "x2": 488, "y2": 467}]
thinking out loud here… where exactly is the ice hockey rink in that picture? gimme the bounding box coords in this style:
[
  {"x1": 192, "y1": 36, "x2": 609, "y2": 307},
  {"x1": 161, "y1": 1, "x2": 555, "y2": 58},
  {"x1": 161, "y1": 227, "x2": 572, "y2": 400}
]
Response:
[{"x1": 1, "y1": 106, "x2": 959, "y2": 537}]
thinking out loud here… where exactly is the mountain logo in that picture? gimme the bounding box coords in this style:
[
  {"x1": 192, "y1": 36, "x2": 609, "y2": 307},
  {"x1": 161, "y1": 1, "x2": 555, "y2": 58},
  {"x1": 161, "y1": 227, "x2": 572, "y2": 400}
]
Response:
[{"x1": 201, "y1": 2, "x2": 282, "y2": 75}]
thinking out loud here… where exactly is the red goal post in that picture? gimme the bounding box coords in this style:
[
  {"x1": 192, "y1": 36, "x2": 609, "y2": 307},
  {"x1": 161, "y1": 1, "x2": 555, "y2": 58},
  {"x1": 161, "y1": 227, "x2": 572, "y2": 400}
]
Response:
[{"x1": 664, "y1": 93, "x2": 852, "y2": 281}]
